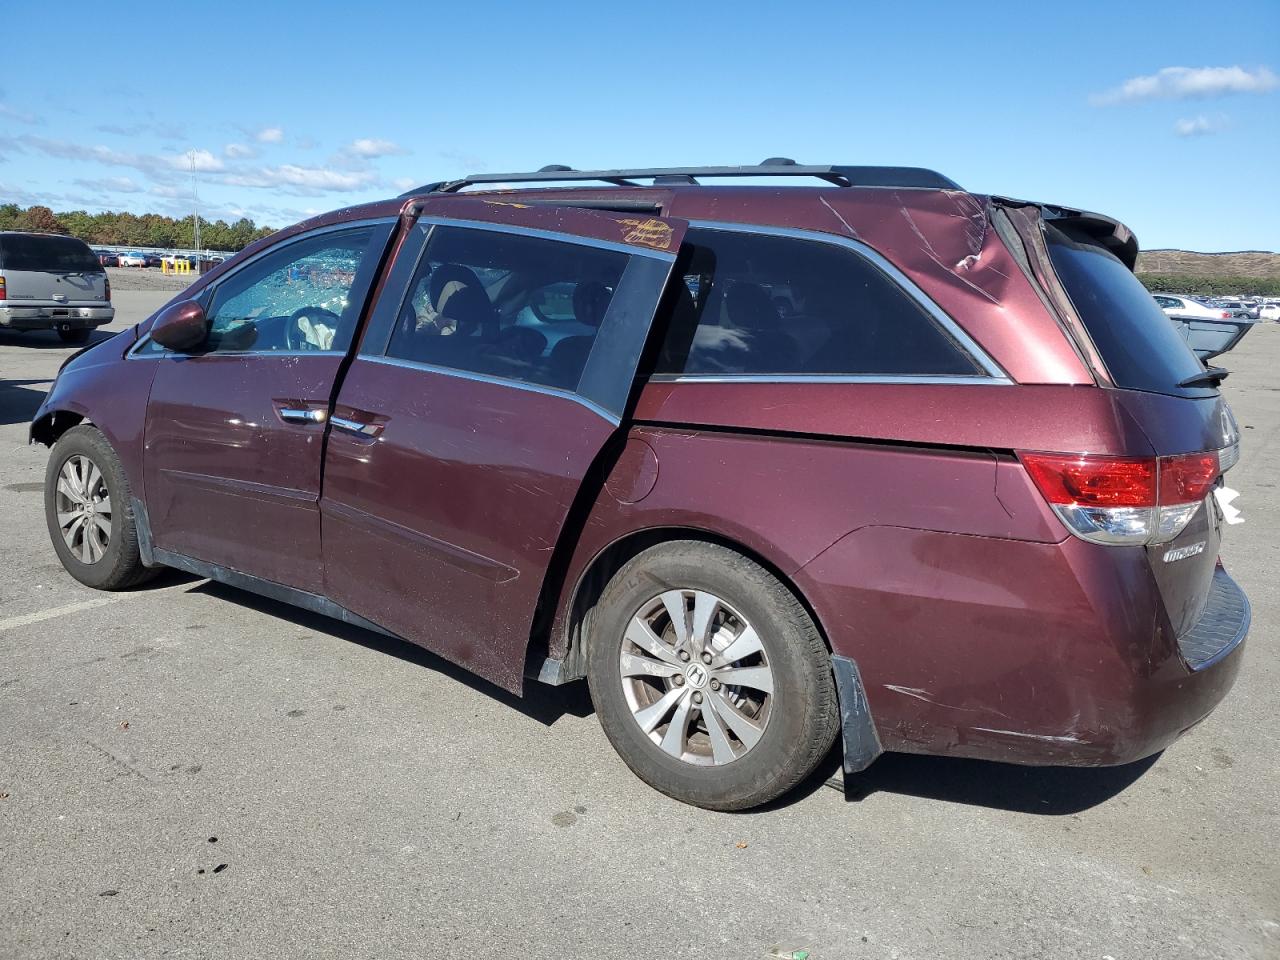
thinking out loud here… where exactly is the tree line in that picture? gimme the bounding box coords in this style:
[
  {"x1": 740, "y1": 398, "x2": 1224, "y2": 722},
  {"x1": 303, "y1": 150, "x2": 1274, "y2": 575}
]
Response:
[
  {"x1": 1136, "y1": 273, "x2": 1279, "y2": 297},
  {"x1": 0, "y1": 204, "x2": 277, "y2": 252}
]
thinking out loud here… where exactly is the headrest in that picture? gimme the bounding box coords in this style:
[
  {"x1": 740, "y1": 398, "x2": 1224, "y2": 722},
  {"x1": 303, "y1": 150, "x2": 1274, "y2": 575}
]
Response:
[{"x1": 572, "y1": 281, "x2": 612, "y2": 328}]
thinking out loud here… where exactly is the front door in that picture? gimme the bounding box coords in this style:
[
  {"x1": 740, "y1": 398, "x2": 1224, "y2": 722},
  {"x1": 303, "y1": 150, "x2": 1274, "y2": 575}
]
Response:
[
  {"x1": 143, "y1": 221, "x2": 393, "y2": 594},
  {"x1": 321, "y1": 199, "x2": 687, "y2": 691}
]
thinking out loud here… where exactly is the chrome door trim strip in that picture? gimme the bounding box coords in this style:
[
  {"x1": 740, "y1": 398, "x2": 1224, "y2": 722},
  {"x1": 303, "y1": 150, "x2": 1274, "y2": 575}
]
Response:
[{"x1": 648, "y1": 373, "x2": 1011, "y2": 386}]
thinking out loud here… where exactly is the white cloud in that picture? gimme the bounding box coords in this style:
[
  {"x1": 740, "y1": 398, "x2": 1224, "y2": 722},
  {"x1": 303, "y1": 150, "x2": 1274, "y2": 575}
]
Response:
[
  {"x1": 0, "y1": 102, "x2": 39, "y2": 125},
  {"x1": 255, "y1": 126, "x2": 285, "y2": 144},
  {"x1": 18, "y1": 135, "x2": 170, "y2": 179},
  {"x1": 222, "y1": 163, "x2": 380, "y2": 193},
  {"x1": 95, "y1": 120, "x2": 186, "y2": 140},
  {"x1": 151, "y1": 185, "x2": 186, "y2": 198},
  {"x1": 74, "y1": 176, "x2": 143, "y2": 193},
  {"x1": 224, "y1": 142, "x2": 256, "y2": 159},
  {"x1": 346, "y1": 137, "x2": 406, "y2": 159},
  {"x1": 392, "y1": 176, "x2": 417, "y2": 191},
  {"x1": 171, "y1": 149, "x2": 224, "y2": 172},
  {"x1": 1173, "y1": 114, "x2": 1229, "y2": 137},
  {"x1": 1093, "y1": 65, "x2": 1278, "y2": 104}
]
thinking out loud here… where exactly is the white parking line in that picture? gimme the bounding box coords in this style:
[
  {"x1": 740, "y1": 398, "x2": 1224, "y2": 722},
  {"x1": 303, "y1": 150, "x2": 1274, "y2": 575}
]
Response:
[{"x1": 0, "y1": 595, "x2": 133, "y2": 633}]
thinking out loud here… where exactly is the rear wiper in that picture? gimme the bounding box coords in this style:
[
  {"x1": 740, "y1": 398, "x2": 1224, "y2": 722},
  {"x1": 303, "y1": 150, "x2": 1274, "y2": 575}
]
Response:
[{"x1": 1179, "y1": 366, "x2": 1230, "y2": 388}]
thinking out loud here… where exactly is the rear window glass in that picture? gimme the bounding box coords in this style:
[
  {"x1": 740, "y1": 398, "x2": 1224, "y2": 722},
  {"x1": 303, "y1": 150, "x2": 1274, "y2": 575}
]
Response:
[
  {"x1": 654, "y1": 228, "x2": 982, "y2": 377},
  {"x1": 1046, "y1": 225, "x2": 1210, "y2": 396},
  {"x1": 0, "y1": 234, "x2": 103, "y2": 273}
]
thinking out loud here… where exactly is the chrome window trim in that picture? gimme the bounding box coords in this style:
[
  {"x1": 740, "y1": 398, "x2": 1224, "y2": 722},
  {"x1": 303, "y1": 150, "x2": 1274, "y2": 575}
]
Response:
[
  {"x1": 361, "y1": 354, "x2": 621, "y2": 426},
  {"x1": 127, "y1": 345, "x2": 345, "y2": 361},
  {"x1": 674, "y1": 219, "x2": 1012, "y2": 384},
  {"x1": 126, "y1": 217, "x2": 397, "y2": 360},
  {"x1": 414, "y1": 216, "x2": 677, "y2": 261},
  {"x1": 650, "y1": 373, "x2": 1008, "y2": 386}
]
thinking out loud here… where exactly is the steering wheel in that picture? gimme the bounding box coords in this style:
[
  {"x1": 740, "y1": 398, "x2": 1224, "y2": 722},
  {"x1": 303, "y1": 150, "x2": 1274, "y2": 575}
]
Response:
[{"x1": 286, "y1": 307, "x2": 343, "y2": 351}]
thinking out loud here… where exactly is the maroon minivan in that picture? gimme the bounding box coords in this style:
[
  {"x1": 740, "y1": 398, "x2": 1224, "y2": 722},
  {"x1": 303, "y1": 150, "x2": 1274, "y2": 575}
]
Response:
[{"x1": 31, "y1": 162, "x2": 1249, "y2": 810}]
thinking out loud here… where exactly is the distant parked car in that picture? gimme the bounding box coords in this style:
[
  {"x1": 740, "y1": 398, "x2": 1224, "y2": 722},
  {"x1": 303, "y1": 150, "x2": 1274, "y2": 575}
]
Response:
[
  {"x1": 116, "y1": 251, "x2": 146, "y2": 268},
  {"x1": 1152, "y1": 293, "x2": 1238, "y2": 320},
  {"x1": 93, "y1": 250, "x2": 118, "y2": 267},
  {"x1": 1259, "y1": 301, "x2": 1280, "y2": 321},
  {"x1": 1216, "y1": 300, "x2": 1257, "y2": 319},
  {"x1": 0, "y1": 231, "x2": 113, "y2": 343},
  {"x1": 143, "y1": 254, "x2": 163, "y2": 268}
]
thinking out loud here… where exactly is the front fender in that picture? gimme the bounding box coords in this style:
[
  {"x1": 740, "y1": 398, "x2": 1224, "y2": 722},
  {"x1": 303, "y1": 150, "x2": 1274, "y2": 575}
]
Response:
[{"x1": 29, "y1": 335, "x2": 157, "y2": 502}]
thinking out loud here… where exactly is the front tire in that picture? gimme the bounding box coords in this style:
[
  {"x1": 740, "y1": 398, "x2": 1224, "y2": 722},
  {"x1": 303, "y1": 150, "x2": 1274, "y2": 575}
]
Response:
[
  {"x1": 587, "y1": 540, "x2": 839, "y2": 811},
  {"x1": 44, "y1": 425, "x2": 157, "y2": 590}
]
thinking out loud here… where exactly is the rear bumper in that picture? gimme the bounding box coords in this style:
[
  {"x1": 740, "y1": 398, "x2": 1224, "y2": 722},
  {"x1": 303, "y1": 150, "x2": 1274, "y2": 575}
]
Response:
[
  {"x1": 797, "y1": 527, "x2": 1248, "y2": 768},
  {"x1": 0, "y1": 304, "x2": 114, "y2": 331}
]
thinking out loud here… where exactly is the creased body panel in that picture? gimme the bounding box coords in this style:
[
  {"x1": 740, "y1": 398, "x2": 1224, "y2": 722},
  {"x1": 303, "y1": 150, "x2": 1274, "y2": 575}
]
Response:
[
  {"x1": 320, "y1": 358, "x2": 620, "y2": 693},
  {"x1": 548, "y1": 424, "x2": 1063, "y2": 661},
  {"x1": 795, "y1": 528, "x2": 1244, "y2": 765},
  {"x1": 635, "y1": 381, "x2": 1157, "y2": 455}
]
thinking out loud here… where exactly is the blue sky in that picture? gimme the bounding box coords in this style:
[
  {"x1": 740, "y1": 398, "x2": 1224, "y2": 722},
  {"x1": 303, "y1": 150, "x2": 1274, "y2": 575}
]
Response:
[{"x1": 2, "y1": 0, "x2": 1277, "y2": 251}]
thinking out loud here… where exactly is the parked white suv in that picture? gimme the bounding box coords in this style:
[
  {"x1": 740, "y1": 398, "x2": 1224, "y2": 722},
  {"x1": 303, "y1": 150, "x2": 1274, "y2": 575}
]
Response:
[{"x1": 0, "y1": 232, "x2": 114, "y2": 344}]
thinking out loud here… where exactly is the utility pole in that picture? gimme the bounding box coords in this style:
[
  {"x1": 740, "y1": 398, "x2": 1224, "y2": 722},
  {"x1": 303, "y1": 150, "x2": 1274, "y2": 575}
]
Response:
[{"x1": 189, "y1": 150, "x2": 201, "y2": 259}]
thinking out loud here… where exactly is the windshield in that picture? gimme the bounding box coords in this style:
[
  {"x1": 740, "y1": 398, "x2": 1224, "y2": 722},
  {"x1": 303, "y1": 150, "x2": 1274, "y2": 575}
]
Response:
[
  {"x1": 0, "y1": 234, "x2": 103, "y2": 273},
  {"x1": 1045, "y1": 224, "x2": 1213, "y2": 398}
]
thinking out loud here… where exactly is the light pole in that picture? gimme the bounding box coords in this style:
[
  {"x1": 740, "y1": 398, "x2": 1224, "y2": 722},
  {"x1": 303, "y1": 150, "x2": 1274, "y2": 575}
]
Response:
[{"x1": 189, "y1": 150, "x2": 201, "y2": 259}]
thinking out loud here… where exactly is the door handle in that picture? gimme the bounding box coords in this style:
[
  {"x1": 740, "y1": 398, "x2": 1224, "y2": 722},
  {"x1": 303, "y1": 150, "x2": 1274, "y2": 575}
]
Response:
[
  {"x1": 330, "y1": 415, "x2": 380, "y2": 437},
  {"x1": 278, "y1": 407, "x2": 327, "y2": 424}
]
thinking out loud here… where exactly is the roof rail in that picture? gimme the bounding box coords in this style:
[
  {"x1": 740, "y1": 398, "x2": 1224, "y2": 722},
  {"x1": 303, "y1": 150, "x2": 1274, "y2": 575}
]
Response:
[{"x1": 398, "y1": 158, "x2": 961, "y2": 196}]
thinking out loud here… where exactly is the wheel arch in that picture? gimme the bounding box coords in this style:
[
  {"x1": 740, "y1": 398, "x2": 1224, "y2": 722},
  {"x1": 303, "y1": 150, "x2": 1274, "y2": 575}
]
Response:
[
  {"x1": 30, "y1": 409, "x2": 89, "y2": 447},
  {"x1": 533, "y1": 524, "x2": 835, "y2": 683}
]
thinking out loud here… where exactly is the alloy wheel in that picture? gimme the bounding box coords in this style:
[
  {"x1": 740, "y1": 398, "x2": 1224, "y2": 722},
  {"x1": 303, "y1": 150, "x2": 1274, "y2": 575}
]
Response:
[
  {"x1": 619, "y1": 590, "x2": 774, "y2": 766},
  {"x1": 54, "y1": 455, "x2": 112, "y2": 564}
]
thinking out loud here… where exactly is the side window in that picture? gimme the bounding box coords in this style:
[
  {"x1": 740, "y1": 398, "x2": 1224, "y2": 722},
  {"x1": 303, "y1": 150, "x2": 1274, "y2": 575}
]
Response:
[
  {"x1": 201, "y1": 226, "x2": 374, "y2": 354},
  {"x1": 1153, "y1": 296, "x2": 1177, "y2": 308},
  {"x1": 384, "y1": 226, "x2": 628, "y2": 391},
  {"x1": 655, "y1": 228, "x2": 983, "y2": 377}
]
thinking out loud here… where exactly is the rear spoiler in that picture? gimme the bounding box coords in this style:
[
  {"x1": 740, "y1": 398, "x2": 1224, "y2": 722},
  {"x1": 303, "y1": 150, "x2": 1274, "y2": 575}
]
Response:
[{"x1": 992, "y1": 197, "x2": 1138, "y2": 270}]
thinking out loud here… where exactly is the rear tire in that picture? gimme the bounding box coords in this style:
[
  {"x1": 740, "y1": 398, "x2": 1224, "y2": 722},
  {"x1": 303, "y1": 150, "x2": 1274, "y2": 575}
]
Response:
[
  {"x1": 57, "y1": 327, "x2": 91, "y2": 345},
  {"x1": 586, "y1": 540, "x2": 839, "y2": 811},
  {"x1": 44, "y1": 425, "x2": 157, "y2": 590}
]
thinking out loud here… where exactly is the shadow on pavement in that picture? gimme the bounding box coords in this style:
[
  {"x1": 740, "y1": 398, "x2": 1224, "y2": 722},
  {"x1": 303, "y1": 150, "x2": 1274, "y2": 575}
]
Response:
[
  {"x1": 838, "y1": 749, "x2": 1161, "y2": 815},
  {"x1": 0, "y1": 379, "x2": 52, "y2": 426},
  {"x1": 0, "y1": 327, "x2": 118, "y2": 351},
  {"x1": 186, "y1": 578, "x2": 595, "y2": 728}
]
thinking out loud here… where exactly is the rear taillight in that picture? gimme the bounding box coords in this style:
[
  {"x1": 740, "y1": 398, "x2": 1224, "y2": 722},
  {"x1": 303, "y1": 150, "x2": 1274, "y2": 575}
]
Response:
[
  {"x1": 0, "y1": 277, "x2": 6, "y2": 301},
  {"x1": 1019, "y1": 450, "x2": 1227, "y2": 545},
  {"x1": 1220, "y1": 310, "x2": 1231, "y2": 319},
  {"x1": 103, "y1": 276, "x2": 111, "y2": 302}
]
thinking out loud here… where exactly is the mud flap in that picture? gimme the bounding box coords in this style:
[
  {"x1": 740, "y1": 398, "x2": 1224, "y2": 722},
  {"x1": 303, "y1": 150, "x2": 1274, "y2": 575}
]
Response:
[{"x1": 832, "y1": 654, "x2": 883, "y2": 775}]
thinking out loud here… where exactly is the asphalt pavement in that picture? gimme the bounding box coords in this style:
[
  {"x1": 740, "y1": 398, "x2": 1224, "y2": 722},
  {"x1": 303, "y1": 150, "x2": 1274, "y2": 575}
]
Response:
[{"x1": 1, "y1": 292, "x2": 1276, "y2": 960}]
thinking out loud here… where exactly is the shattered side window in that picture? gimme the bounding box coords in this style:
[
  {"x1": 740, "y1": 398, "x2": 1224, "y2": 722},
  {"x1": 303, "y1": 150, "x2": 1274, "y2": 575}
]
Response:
[{"x1": 202, "y1": 227, "x2": 374, "y2": 353}]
